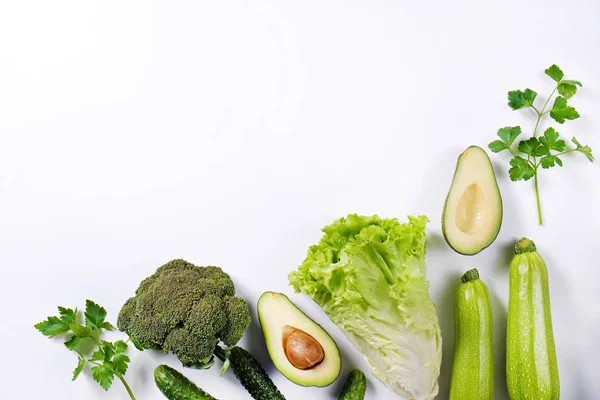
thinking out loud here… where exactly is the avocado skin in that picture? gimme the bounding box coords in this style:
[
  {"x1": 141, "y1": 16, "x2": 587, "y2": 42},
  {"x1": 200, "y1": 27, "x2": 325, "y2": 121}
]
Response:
[
  {"x1": 258, "y1": 291, "x2": 341, "y2": 387},
  {"x1": 441, "y1": 145, "x2": 503, "y2": 256}
]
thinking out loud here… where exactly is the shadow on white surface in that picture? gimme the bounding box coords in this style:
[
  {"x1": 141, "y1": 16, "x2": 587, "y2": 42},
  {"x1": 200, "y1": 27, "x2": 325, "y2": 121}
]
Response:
[
  {"x1": 433, "y1": 266, "x2": 461, "y2": 399},
  {"x1": 488, "y1": 279, "x2": 509, "y2": 399}
]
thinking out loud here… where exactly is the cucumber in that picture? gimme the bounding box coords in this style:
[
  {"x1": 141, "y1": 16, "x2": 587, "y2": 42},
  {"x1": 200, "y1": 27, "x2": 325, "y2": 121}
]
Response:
[
  {"x1": 216, "y1": 346, "x2": 286, "y2": 400},
  {"x1": 154, "y1": 364, "x2": 218, "y2": 400},
  {"x1": 507, "y1": 238, "x2": 559, "y2": 399},
  {"x1": 338, "y1": 369, "x2": 367, "y2": 400},
  {"x1": 449, "y1": 268, "x2": 494, "y2": 400}
]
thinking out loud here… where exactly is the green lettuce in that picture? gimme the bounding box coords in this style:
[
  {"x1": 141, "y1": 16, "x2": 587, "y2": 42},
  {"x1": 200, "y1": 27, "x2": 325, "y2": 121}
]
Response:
[{"x1": 289, "y1": 214, "x2": 441, "y2": 400}]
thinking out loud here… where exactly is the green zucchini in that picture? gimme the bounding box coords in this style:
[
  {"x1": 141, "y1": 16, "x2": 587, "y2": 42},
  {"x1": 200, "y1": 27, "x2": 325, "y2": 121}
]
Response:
[
  {"x1": 338, "y1": 369, "x2": 367, "y2": 400},
  {"x1": 507, "y1": 238, "x2": 559, "y2": 399},
  {"x1": 215, "y1": 346, "x2": 286, "y2": 400},
  {"x1": 449, "y1": 269, "x2": 494, "y2": 400},
  {"x1": 154, "y1": 364, "x2": 218, "y2": 400}
]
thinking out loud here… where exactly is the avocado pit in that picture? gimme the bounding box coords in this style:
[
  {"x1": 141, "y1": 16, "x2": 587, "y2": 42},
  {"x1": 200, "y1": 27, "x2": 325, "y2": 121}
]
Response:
[{"x1": 282, "y1": 325, "x2": 324, "y2": 370}]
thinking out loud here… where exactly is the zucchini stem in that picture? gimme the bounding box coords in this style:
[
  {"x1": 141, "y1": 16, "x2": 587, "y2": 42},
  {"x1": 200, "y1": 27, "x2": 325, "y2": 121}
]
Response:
[
  {"x1": 514, "y1": 238, "x2": 537, "y2": 254},
  {"x1": 461, "y1": 268, "x2": 480, "y2": 283}
]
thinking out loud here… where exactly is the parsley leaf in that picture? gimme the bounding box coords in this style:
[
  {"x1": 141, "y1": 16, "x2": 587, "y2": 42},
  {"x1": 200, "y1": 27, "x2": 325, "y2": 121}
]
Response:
[
  {"x1": 58, "y1": 307, "x2": 77, "y2": 325},
  {"x1": 508, "y1": 89, "x2": 537, "y2": 110},
  {"x1": 102, "y1": 321, "x2": 115, "y2": 331},
  {"x1": 35, "y1": 300, "x2": 138, "y2": 399},
  {"x1": 545, "y1": 64, "x2": 564, "y2": 82},
  {"x1": 491, "y1": 65, "x2": 592, "y2": 225},
  {"x1": 85, "y1": 300, "x2": 107, "y2": 331},
  {"x1": 498, "y1": 126, "x2": 522, "y2": 145},
  {"x1": 90, "y1": 349, "x2": 106, "y2": 363},
  {"x1": 518, "y1": 137, "x2": 546, "y2": 157},
  {"x1": 91, "y1": 364, "x2": 115, "y2": 391},
  {"x1": 130, "y1": 337, "x2": 145, "y2": 351},
  {"x1": 64, "y1": 335, "x2": 83, "y2": 350},
  {"x1": 540, "y1": 155, "x2": 562, "y2": 169},
  {"x1": 73, "y1": 357, "x2": 86, "y2": 381},
  {"x1": 489, "y1": 140, "x2": 507, "y2": 153},
  {"x1": 114, "y1": 340, "x2": 128, "y2": 354},
  {"x1": 563, "y1": 79, "x2": 582, "y2": 86},
  {"x1": 509, "y1": 156, "x2": 535, "y2": 181},
  {"x1": 102, "y1": 341, "x2": 116, "y2": 361},
  {"x1": 572, "y1": 137, "x2": 594, "y2": 162},
  {"x1": 558, "y1": 80, "x2": 582, "y2": 99},
  {"x1": 489, "y1": 126, "x2": 522, "y2": 152},
  {"x1": 112, "y1": 354, "x2": 130, "y2": 375},
  {"x1": 69, "y1": 323, "x2": 91, "y2": 338},
  {"x1": 539, "y1": 127, "x2": 566, "y2": 152},
  {"x1": 550, "y1": 96, "x2": 580, "y2": 124},
  {"x1": 34, "y1": 316, "x2": 70, "y2": 338}
]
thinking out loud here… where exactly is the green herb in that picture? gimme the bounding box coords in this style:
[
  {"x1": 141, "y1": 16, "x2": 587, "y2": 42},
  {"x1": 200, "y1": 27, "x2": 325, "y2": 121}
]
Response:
[
  {"x1": 35, "y1": 300, "x2": 138, "y2": 400},
  {"x1": 488, "y1": 64, "x2": 593, "y2": 225}
]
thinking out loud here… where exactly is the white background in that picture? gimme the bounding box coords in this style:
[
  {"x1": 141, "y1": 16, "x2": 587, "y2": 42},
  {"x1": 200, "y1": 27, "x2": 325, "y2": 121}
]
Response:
[{"x1": 1, "y1": 1, "x2": 599, "y2": 399}]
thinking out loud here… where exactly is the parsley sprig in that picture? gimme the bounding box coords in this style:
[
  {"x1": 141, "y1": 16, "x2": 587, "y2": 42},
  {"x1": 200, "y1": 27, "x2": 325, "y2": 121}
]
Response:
[
  {"x1": 35, "y1": 300, "x2": 139, "y2": 399},
  {"x1": 488, "y1": 64, "x2": 593, "y2": 225}
]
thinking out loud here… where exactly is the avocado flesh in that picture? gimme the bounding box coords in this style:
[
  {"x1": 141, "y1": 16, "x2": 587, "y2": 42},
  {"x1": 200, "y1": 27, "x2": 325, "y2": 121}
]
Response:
[
  {"x1": 258, "y1": 292, "x2": 341, "y2": 387},
  {"x1": 442, "y1": 146, "x2": 503, "y2": 255}
]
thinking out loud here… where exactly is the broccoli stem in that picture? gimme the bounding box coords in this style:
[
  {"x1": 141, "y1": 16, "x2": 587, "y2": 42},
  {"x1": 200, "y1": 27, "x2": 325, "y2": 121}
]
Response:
[
  {"x1": 213, "y1": 346, "x2": 229, "y2": 362},
  {"x1": 214, "y1": 346, "x2": 232, "y2": 376}
]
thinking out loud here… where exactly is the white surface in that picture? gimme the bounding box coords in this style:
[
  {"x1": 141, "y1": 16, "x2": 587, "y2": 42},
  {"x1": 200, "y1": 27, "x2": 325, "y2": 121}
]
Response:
[{"x1": 1, "y1": 1, "x2": 599, "y2": 399}]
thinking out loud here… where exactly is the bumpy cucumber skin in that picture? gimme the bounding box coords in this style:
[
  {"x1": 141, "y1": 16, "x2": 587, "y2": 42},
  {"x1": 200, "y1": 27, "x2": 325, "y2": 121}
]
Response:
[
  {"x1": 154, "y1": 364, "x2": 218, "y2": 400},
  {"x1": 507, "y1": 243, "x2": 559, "y2": 399},
  {"x1": 229, "y1": 346, "x2": 286, "y2": 400},
  {"x1": 338, "y1": 369, "x2": 367, "y2": 400},
  {"x1": 449, "y1": 271, "x2": 494, "y2": 400}
]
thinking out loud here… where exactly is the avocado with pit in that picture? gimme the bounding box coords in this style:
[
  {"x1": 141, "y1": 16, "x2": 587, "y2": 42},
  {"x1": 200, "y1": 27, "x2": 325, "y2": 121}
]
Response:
[
  {"x1": 257, "y1": 292, "x2": 341, "y2": 387},
  {"x1": 442, "y1": 146, "x2": 503, "y2": 255}
]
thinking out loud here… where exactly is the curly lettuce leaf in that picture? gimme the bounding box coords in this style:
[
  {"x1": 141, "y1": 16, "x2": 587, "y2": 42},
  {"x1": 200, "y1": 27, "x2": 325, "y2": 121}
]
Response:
[{"x1": 289, "y1": 215, "x2": 441, "y2": 400}]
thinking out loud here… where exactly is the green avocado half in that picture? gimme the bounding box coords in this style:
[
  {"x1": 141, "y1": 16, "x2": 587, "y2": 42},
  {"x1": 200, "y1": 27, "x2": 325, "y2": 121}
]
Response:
[
  {"x1": 442, "y1": 146, "x2": 503, "y2": 255},
  {"x1": 257, "y1": 292, "x2": 341, "y2": 387}
]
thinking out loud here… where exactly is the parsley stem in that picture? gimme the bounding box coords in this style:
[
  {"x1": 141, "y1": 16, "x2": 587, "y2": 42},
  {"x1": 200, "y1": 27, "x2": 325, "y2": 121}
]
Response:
[
  {"x1": 534, "y1": 171, "x2": 543, "y2": 225},
  {"x1": 88, "y1": 361, "x2": 136, "y2": 400},
  {"x1": 115, "y1": 373, "x2": 136, "y2": 400},
  {"x1": 529, "y1": 85, "x2": 559, "y2": 226},
  {"x1": 532, "y1": 113, "x2": 543, "y2": 138},
  {"x1": 556, "y1": 148, "x2": 576, "y2": 156},
  {"x1": 540, "y1": 86, "x2": 558, "y2": 116},
  {"x1": 90, "y1": 335, "x2": 102, "y2": 348}
]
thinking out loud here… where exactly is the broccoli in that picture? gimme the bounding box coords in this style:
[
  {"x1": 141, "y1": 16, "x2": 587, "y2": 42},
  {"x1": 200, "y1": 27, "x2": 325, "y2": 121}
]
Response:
[{"x1": 117, "y1": 259, "x2": 251, "y2": 368}]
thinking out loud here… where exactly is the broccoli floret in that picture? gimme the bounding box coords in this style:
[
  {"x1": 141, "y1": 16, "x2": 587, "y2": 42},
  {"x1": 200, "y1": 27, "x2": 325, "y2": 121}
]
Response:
[
  {"x1": 220, "y1": 297, "x2": 252, "y2": 346},
  {"x1": 163, "y1": 327, "x2": 217, "y2": 367},
  {"x1": 129, "y1": 311, "x2": 170, "y2": 350},
  {"x1": 185, "y1": 295, "x2": 227, "y2": 337},
  {"x1": 117, "y1": 297, "x2": 136, "y2": 331},
  {"x1": 117, "y1": 259, "x2": 251, "y2": 367}
]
